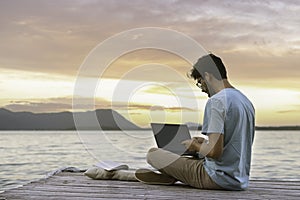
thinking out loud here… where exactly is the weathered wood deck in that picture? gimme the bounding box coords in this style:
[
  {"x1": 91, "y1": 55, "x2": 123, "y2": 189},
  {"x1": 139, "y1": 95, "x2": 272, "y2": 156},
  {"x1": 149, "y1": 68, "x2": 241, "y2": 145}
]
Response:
[{"x1": 1, "y1": 171, "x2": 299, "y2": 200}]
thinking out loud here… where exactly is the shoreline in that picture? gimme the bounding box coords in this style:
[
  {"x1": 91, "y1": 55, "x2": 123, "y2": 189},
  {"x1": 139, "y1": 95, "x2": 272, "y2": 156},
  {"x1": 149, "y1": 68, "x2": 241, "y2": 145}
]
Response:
[{"x1": 0, "y1": 126, "x2": 300, "y2": 131}]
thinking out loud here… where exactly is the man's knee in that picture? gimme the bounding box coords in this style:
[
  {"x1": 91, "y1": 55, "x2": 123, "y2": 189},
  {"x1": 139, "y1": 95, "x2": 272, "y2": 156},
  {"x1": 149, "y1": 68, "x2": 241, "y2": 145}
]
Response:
[
  {"x1": 146, "y1": 147, "x2": 159, "y2": 164},
  {"x1": 148, "y1": 147, "x2": 159, "y2": 153}
]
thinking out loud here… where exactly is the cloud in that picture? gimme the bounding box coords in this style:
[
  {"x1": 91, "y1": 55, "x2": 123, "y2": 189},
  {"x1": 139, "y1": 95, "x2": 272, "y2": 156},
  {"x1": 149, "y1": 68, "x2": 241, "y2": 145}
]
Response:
[
  {"x1": 3, "y1": 95, "x2": 199, "y2": 113},
  {"x1": 1, "y1": 0, "x2": 299, "y2": 126},
  {"x1": 277, "y1": 110, "x2": 299, "y2": 114},
  {"x1": 3, "y1": 96, "x2": 111, "y2": 113},
  {"x1": 0, "y1": 0, "x2": 299, "y2": 79},
  {"x1": 99, "y1": 49, "x2": 193, "y2": 81},
  {"x1": 277, "y1": 104, "x2": 300, "y2": 114},
  {"x1": 4, "y1": 101, "x2": 72, "y2": 113},
  {"x1": 128, "y1": 104, "x2": 197, "y2": 112}
]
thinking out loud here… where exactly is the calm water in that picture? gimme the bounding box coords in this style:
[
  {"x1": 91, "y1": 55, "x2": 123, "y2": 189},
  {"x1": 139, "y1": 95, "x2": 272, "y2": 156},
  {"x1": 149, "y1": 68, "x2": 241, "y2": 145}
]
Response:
[{"x1": 0, "y1": 130, "x2": 299, "y2": 192}]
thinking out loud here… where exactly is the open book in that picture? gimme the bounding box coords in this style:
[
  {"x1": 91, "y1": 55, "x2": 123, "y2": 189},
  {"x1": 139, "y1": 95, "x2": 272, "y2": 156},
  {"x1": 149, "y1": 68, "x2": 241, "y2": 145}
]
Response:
[{"x1": 94, "y1": 160, "x2": 129, "y2": 171}]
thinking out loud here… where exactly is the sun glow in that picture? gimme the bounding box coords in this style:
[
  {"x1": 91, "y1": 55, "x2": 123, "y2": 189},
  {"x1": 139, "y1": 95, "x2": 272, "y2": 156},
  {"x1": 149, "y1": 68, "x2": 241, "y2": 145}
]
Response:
[
  {"x1": 0, "y1": 69, "x2": 74, "y2": 99},
  {"x1": 0, "y1": 68, "x2": 299, "y2": 126},
  {"x1": 238, "y1": 86, "x2": 300, "y2": 126}
]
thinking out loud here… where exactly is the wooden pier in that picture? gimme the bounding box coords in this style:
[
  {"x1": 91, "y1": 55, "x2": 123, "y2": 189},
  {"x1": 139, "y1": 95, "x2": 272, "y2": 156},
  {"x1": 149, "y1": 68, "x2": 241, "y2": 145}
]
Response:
[{"x1": 1, "y1": 171, "x2": 299, "y2": 200}]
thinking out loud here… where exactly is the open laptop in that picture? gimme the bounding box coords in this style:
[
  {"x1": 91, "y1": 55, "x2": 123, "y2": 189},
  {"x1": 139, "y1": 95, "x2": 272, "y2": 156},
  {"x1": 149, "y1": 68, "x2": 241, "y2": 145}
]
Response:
[{"x1": 150, "y1": 123, "x2": 199, "y2": 157}]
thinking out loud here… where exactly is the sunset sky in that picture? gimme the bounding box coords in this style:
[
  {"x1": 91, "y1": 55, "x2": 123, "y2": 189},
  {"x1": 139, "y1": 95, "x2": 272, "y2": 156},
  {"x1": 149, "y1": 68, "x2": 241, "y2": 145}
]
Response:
[{"x1": 0, "y1": 0, "x2": 299, "y2": 127}]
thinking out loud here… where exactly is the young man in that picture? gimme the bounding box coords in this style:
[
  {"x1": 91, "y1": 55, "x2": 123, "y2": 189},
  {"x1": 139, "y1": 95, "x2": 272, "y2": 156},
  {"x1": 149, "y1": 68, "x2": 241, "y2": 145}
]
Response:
[{"x1": 135, "y1": 54, "x2": 255, "y2": 190}]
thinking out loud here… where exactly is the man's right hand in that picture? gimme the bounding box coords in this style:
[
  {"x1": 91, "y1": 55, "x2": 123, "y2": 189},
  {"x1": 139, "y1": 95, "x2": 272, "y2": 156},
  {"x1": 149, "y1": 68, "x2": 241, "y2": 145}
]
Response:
[{"x1": 193, "y1": 137, "x2": 206, "y2": 144}]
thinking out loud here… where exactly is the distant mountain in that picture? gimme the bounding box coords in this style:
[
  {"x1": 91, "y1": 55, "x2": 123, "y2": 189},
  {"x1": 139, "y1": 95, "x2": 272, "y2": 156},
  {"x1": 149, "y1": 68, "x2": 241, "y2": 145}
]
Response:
[
  {"x1": 0, "y1": 108, "x2": 142, "y2": 130},
  {"x1": 255, "y1": 126, "x2": 300, "y2": 131},
  {"x1": 1, "y1": 108, "x2": 298, "y2": 131}
]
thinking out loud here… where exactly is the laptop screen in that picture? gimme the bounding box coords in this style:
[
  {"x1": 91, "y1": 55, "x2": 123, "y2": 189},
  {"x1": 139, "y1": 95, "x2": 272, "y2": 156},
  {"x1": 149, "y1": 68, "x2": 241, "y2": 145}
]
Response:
[{"x1": 151, "y1": 123, "x2": 192, "y2": 155}]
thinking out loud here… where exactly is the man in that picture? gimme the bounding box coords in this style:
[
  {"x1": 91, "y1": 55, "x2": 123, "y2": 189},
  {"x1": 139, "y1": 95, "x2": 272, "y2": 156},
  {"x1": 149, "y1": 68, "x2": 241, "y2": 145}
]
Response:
[{"x1": 135, "y1": 53, "x2": 255, "y2": 190}]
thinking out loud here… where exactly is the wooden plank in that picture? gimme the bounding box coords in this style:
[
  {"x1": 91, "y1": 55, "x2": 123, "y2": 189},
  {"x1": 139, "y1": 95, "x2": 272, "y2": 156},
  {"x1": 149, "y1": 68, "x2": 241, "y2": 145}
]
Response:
[
  {"x1": 2, "y1": 182, "x2": 298, "y2": 199},
  {"x1": 33, "y1": 173, "x2": 300, "y2": 189},
  {"x1": 1, "y1": 172, "x2": 299, "y2": 200}
]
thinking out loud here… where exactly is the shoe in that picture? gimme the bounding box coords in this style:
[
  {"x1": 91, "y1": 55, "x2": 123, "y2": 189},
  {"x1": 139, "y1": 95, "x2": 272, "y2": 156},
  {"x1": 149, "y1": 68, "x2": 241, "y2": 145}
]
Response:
[
  {"x1": 84, "y1": 167, "x2": 114, "y2": 180},
  {"x1": 135, "y1": 168, "x2": 176, "y2": 185}
]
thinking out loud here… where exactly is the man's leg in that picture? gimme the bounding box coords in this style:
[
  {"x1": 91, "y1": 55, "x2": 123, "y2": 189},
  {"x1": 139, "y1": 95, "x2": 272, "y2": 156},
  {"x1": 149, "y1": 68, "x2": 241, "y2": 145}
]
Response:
[{"x1": 146, "y1": 147, "x2": 223, "y2": 189}]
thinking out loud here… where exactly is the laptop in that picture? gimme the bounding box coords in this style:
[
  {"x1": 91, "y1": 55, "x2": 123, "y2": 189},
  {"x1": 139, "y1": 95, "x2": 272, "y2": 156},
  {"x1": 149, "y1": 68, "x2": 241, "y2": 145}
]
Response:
[{"x1": 150, "y1": 123, "x2": 199, "y2": 157}]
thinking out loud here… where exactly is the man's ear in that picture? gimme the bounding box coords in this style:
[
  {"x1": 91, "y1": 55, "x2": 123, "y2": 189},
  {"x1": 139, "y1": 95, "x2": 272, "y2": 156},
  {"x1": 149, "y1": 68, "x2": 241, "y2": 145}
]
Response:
[
  {"x1": 204, "y1": 72, "x2": 211, "y2": 81},
  {"x1": 204, "y1": 72, "x2": 217, "y2": 81}
]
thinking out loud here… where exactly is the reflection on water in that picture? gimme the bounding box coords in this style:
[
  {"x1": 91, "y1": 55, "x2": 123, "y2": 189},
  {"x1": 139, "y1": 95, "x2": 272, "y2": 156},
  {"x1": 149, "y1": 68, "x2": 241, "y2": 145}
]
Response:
[
  {"x1": 0, "y1": 130, "x2": 299, "y2": 192},
  {"x1": 251, "y1": 130, "x2": 300, "y2": 180},
  {"x1": 78, "y1": 130, "x2": 156, "y2": 168}
]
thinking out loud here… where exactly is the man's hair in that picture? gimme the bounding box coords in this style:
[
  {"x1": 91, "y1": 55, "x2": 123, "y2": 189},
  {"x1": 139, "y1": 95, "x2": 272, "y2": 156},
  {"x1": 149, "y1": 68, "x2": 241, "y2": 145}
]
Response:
[{"x1": 189, "y1": 53, "x2": 227, "y2": 80}]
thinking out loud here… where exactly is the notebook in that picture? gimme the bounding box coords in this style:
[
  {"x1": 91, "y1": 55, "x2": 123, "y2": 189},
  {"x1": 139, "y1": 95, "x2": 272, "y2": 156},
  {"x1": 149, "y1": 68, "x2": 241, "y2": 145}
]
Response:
[{"x1": 150, "y1": 123, "x2": 199, "y2": 157}]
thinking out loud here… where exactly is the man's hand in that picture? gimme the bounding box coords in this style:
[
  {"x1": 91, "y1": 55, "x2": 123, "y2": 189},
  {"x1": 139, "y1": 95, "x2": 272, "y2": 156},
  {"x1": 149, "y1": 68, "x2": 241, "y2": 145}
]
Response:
[
  {"x1": 182, "y1": 134, "x2": 224, "y2": 159},
  {"x1": 193, "y1": 136, "x2": 206, "y2": 144},
  {"x1": 181, "y1": 137, "x2": 204, "y2": 152}
]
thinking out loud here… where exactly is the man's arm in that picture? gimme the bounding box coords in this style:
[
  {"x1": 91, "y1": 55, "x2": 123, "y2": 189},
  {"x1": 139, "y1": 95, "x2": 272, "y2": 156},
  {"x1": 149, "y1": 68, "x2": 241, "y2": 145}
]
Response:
[
  {"x1": 182, "y1": 133, "x2": 224, "y2": 159},
  {"x1": 203, "y1": 133, "x2": 224, "y2": 159}
]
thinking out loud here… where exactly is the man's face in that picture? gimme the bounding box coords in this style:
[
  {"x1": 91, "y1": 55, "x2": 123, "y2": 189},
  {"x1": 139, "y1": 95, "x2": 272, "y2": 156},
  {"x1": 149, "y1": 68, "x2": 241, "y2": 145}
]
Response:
[{"x1": 196, "y1": 77, "x2": 210, "y2": 97}]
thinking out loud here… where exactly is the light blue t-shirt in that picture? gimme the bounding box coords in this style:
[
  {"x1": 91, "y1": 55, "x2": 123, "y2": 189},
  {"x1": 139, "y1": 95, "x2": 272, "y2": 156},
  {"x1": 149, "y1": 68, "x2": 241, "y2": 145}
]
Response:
[{"x1": 203, "y1": 88, "x2": 255, "y2": 190}]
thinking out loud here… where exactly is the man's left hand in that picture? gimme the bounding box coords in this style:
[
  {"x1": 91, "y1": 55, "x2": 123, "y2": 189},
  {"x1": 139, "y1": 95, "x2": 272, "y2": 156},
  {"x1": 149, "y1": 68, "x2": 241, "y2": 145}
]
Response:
[{"x1": 181, "y1": 138, "x2": 201, "y2": 152}]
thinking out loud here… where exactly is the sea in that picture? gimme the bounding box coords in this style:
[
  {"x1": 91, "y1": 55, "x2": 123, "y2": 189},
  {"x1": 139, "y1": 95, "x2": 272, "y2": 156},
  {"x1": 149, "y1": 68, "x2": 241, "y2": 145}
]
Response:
[{"x1": 0, "y1": 130, "x2": 300, "y2": 192}]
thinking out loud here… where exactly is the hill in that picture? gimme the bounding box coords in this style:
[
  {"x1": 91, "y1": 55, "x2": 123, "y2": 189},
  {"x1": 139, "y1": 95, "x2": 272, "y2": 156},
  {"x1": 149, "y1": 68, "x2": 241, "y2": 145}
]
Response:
[
  {"x1": 255, "y1": 126, "x2": 300, "y2": 131},
  {"x1": 0, "y1": 108, "x2": 141, "y2": 130}
]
